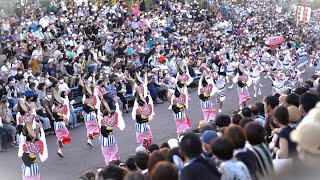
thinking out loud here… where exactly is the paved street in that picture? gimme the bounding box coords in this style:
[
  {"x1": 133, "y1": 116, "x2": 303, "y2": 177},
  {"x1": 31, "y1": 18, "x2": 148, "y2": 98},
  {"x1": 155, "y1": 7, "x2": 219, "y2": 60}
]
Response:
[{"x1": 0, "y1": 68, "x2": 314, "y2": 180}]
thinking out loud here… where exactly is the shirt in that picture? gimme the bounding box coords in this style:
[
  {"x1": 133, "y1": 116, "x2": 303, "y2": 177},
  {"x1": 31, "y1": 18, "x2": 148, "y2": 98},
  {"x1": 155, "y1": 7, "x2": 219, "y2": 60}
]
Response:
[{"x1": 58, "y1": 82, "x2": 70, "y2": 93}]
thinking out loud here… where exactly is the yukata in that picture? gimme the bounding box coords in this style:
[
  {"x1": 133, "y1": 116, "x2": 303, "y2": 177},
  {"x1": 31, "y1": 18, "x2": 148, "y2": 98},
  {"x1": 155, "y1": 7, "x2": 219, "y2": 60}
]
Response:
[
  {"x1": 100, "y1": 112, "x2": 120, "y2": 165},
  {"x1": 171, "y1": 93, "x2": 191, "y2": 136},
  {"x1": 52, "y1": 105, "x2": 71, "y2": 145},
  {"x1": 133, "y1": 102, "x2": 153, "y2": 147},
  {"x1": 237, "y1": 75, "x2": 251, "y2": 106},
  {"x1": 199, "y1": 84, "x2": 216, "y2": 122}
]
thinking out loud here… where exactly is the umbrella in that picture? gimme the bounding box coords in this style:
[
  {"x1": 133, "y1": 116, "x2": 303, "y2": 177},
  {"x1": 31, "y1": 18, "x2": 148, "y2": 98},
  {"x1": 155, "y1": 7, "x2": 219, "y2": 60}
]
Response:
[{"x1": 265, "y1": 36, "x2": 284, "y2": 46}]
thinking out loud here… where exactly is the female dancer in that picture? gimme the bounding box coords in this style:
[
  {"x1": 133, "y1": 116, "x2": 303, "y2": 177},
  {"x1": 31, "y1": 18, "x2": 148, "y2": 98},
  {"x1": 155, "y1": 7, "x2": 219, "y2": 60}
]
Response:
[
  {"x1": 198, "y1": 72, "x2": 217, "y2": 122},
  {"x1": 18, "y1": 121, "x2": 48, "y2": 180},
  {"x1": 237, "y1": 66, "x2": 251, "y2": 109},
  {"x1": 82, "y1": 85, "x2": 100, "y2": 147},
  {"x1": 171, "y1": 86, "x2": 191, "y2": 136},
  {"x1": 99, "y1": 98, "x2": 125, "y2": 165},
  {"x1": 52, "y1": 89, "x2": 70, "y2": 158},
  {"x1": 213, "y1": 72, "x2": 227, "y2": 113},
  {"x1": 132, "y1": 92, "x2": 154, "y2": 149},
  {"x1": 249, "y1": 61, "x2": 262, "y2": 98}
]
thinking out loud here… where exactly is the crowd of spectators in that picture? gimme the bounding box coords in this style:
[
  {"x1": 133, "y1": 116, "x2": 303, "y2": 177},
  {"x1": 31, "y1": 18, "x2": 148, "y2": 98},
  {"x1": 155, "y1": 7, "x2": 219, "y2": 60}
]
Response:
[{"x1": 0, "y1": 0, "x2": 320, "y2": 179}]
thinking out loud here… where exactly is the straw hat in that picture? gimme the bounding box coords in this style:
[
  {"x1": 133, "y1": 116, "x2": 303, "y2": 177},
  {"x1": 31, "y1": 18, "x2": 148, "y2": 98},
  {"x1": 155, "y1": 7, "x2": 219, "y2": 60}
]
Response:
[
  {"x1": 84, "y1": 84, "x2": 93, "y2": 96},
  {"x1": 53, "y1": 89, "x2": 63, "y2": 104},
  {"x1": 135, "y1": 71, "x2": 143, "y2": 84},
  {"x1": 22, "y1": 122, "x2": 36, "y2": 138},
  {"x1": 100, "y1": 99, "x2": 111, "y2": 113},
  {"x1": 17, "y1": 99, "x2": 29, "y2": 113}
]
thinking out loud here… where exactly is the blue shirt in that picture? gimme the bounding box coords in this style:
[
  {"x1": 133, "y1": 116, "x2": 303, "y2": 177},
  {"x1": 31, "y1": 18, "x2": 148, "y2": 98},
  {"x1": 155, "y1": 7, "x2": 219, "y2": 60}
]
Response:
[{"x1": 25, "y1": 89, "x2": 36, "y2": 96}]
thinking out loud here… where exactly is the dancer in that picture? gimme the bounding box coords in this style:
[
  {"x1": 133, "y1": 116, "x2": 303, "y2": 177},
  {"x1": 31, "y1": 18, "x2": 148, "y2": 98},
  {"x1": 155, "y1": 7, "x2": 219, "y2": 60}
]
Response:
[
  {"x1": 213, "y1": 72, "x2": 227, "y2": 113},
  {"x1": 82, "y1": 85, "x2": 100, "y2": 147},
  {"x1": 133, "y1": 71, "x2": 148, "y2": 98},
  {"x1": 52, "y1": 89, "x2": 70, "y2": 158},
  {"x1": 225, "y1": 60, "x2": 237, "y2": 89},
  {"x1": 132, "y1": 92, "x2": 154, "y2": 149},
  {"x1": 270, "y1": 69, "x2": 286, "y2": 95},
  {"x1": 236, "y1": 66, "x2": 251, "y2": 109},
  {"x1": 16, "y1": 99, "x2": 37, "y2": 142},
  {"x1": 99, "y1": 98, "x2": 125, "y2": 165},
  {"x1": 249, "y1": 61, "x2": 262, "y2": 98},
  {"x1": 171, "y1": 86, "x2": 191, "y2": 136},
  {"x1": 198, "y1": 72, "x2": 217, "y2": 122},
  {"x1": 18, "y1": 121, "x2": 48, "y2": 180},
  {"x1": 176, "y1": 62, "x2": 193, "y2": 96}
]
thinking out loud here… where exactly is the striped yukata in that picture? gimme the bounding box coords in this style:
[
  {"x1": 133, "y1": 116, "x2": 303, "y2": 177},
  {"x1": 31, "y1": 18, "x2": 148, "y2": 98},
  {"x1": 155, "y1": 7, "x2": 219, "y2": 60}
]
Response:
[
  {"x1": 135, "y1": 104, "x2": 153, "y2": 146},
  {"x1": 237, "y1": 77, "x2": 251, "y2": 106},
  {"x1": 172, "y1": 94, "x2": 191, "y2": 135},
  {"x1": 200, "y1": 84, "x2": 216, "y2": 122},
  {"x1": 21, "y1": 141, "x2": 44, "y2": 180},
  {"x1": 84, "y1": 111, "x2": 100, "y2": 138},
  {"x1": 100, "y1": 114, "x2": 120, "y2": 165},
  {"x1": 215, "y1": 77, "x2": 226, "y2": 102}
]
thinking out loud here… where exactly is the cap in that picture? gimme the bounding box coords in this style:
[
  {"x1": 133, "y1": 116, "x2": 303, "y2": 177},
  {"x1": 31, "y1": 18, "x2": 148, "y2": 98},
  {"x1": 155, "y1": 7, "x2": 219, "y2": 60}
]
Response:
[
  {"x1": 200, "y1": 130, "x2": 217, "y2": 144},
  {"x1": 290, "y1": 102, "x2": 320, "y2": 155}
]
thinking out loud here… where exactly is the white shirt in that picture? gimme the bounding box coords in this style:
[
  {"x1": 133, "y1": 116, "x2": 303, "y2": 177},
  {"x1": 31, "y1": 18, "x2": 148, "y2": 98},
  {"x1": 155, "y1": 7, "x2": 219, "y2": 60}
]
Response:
[
  {"x1": 39, "y1": 17, "x2": 49, "y2": 28},
  {"x1": 58, "y1": 82, "x2": 70, "y2": 93}
]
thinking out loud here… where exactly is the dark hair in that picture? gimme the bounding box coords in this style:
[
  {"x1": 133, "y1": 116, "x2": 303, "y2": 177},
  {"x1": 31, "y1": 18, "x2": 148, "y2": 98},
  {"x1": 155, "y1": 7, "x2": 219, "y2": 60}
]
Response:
[
  {"x1": 294, "y1": 87, "x2": 307, "y2": 95},
  {"x1": 124, "y1": 172, "x2": 145, "y2": 180},
  {"x1": 299, "y1": 92, "x2": 319, "y2": 113},
  {"x1": 224, "y1": 125, "x2": 247, "y2": 149},
  {"x1": 148, "y1": 144, "x2": 160, "y2": 153},
  {"x1": 98, "y1": 164, "x2": 126, "y2": 180},
  {"x1": 265, "y1": 95, "x2": 279, "y2": 109},
  {"x1": 180, "y1": 133, "x2": 203, "y2": 158},
  {"x1": 239, "y1": 117, "x2": 254, "y2": 128},
  {"x1": 150, "y1": 161, "x2": 178, "y2": 180},
  {"x1": 211, "y1": 137, "x2": 234, "y2": 161},
  {"x1": 255, "y1": 102, "x2": 265, "y2": 115},
  {"x1": 134, "y1": 152, "x2": 149, "y2": 170},
  {"x1": 147, "y1": 150, "x2": 166, "y2": 173},
  {"x1": 286, "y1": 93, "x2": 300, "y2": 107},
  {"x1": 79, "y1": 171, "x2": 95, "y2": 180},
  {"x1": 250, "y1": 105, "x2": 259, "y2": 116},
  {"x1": 125, "y1": 156, "x2": 137, "y2": 171},
  {"x1": 232, "y1": 114, "x2": 242, "y2": 125},
  {"x1": 29, "y1": 82, "x2": 36, "y2": 89},
  {"x1": 167, "y1": 147, "x2": 181, "y2": 163},
  {"x1": 215, "y1": 114, "x2": 231, "y2": 128},
  {"x1": 272, "y1": 106, "x2": 289, "y2": 125},
  {"x1": 160, "y1": 142, "x2": 170, "y2": 149},
  {"x1": 245, "y1": 122, "x2": 266, "y2": 145},
  {"x1": 241, "y1": 107, "x2": 252, "y2": 117},
  {"x1": 199, "y1": 124, "x2": 215, "y2": 134}
]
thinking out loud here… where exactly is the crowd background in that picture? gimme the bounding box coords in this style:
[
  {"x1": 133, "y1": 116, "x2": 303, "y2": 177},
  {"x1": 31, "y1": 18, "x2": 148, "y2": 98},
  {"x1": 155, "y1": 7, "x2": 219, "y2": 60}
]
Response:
[{"x1": 0, "y1": 0, "x2": 320, "y2": 180}]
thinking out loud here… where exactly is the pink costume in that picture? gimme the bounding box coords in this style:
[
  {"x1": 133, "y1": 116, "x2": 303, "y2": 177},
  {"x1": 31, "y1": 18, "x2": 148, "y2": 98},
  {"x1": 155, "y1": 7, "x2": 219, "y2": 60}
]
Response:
[
  {"x1": 100, "y1": 112, "x2": 120, "y2": 165},
  {"x1": 237, "y1": 75, "x2": 251, "y2": 105},
  {"x1": 52, "y1": 105, "x2": 71, "y2": 145},
  {"x1": 83, "y1": 96, "x2": 100, "y2": 138},
  {"x1": 133, "y1": 103, "x2": 153, "y2": 147},
  {"x1": 199, "y1": 84, "x2": 217, "y2": 122},
  {"x1": 172, "y1": 93, "x2": 191, "y2": 136}
]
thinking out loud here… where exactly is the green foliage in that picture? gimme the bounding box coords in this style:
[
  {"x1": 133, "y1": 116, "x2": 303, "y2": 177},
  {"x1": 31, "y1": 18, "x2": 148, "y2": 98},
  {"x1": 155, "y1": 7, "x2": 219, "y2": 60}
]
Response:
[{"x1": 312, "y1": 0, "x2": 320, "y2": 9}]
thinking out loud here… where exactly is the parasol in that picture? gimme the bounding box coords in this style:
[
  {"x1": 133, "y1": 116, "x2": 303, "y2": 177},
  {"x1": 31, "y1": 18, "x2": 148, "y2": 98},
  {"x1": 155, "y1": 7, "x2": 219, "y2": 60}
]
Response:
[{"x1": 265, "y1": 36, "x2": 284, "y2": 46}]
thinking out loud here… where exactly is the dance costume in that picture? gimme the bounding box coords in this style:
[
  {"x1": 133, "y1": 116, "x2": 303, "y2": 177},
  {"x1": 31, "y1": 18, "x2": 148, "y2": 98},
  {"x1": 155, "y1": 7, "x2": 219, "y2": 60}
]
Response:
[{"x1": 198, "y1": 75, "x2": 217, "y2": 122}]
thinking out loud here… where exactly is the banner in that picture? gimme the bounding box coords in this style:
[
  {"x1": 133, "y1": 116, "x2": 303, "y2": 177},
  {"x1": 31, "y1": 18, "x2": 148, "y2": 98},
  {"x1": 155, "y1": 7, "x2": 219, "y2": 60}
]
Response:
[
  {"x1": 297, "y1": 6, "x2": 312, "y2": 22},
  {"x1": 297, "y1": 6, "x2": 304, "y2": 21},
  {"x1": 303, "y1": 7, "x2": 311, "y2": 22}
]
